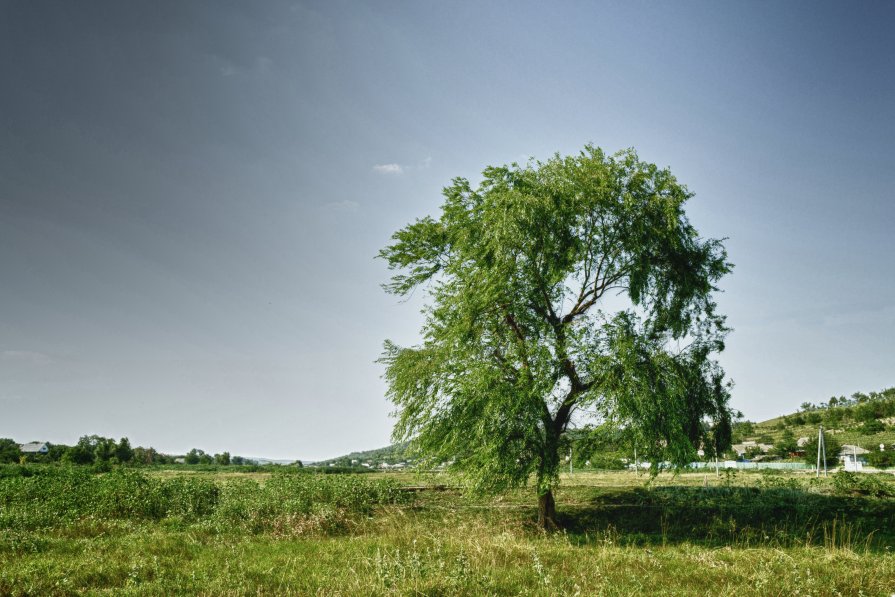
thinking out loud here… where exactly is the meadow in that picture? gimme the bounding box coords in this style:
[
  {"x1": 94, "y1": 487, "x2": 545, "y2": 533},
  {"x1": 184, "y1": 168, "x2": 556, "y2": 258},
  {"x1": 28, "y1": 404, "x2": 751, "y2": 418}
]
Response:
[{"x1": 1, "y1": 466, "x2": 894, "y2": 596}]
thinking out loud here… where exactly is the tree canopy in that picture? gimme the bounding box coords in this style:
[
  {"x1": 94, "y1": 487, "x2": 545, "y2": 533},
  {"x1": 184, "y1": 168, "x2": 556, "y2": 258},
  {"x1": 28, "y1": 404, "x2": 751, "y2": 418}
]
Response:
[{"x1": 380, "y1": 146, "x2": 733, "y2": 527}]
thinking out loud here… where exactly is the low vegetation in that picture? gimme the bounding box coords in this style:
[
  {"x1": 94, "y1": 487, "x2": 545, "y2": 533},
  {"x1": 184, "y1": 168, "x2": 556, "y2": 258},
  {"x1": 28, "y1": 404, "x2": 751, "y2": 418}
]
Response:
[
  {"x1": 0, "y1": 466, "x2": 408, "y2": 535},
  {"x1": 1, "y1": 466, "x2": 894, "y2": 595}
]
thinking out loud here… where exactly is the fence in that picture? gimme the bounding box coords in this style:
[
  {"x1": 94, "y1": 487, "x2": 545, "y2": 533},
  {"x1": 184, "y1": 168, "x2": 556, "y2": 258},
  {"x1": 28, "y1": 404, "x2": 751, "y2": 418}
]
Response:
[{"x1": 687, "y1": 461, "x2": 814, "y2": 471}]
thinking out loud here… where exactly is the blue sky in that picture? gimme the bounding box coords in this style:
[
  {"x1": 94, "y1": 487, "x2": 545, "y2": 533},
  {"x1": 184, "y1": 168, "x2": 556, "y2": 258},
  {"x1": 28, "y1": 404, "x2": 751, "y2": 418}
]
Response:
[{"x1": 1, "y1": 1, "x2": 893, "y2": 460}]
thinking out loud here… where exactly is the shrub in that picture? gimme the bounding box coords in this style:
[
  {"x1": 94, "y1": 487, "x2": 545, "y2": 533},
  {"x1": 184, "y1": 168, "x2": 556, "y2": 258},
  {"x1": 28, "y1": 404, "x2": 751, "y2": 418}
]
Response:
[
  {"x1": 867, "y1": 450, "x2": 895, "y2": 469},
  {"x1": 858, "y1": 419, "x2": 885, "y2": 434},
  {"x1": 831, "y1": 471, "x2": 895, "y2": 498},
  {"x1": 802, "y1": 433, "x2": 841, "y2": 468}
]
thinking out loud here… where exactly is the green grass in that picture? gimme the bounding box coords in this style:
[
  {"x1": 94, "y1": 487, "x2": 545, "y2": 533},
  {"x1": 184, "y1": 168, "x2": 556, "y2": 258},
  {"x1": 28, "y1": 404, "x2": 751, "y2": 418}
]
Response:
[{"x1": 2, "y1": 466, "x2": 895, "y2": 595}]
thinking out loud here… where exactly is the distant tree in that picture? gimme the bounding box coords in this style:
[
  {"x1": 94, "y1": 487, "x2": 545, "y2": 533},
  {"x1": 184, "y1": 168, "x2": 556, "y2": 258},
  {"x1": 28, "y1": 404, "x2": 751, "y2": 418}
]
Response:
[
  {"x1": 821, "y1": 409, "x2": 841, "y2": 427},
  {"x1": 739, "y1": 421, "x2": 755, "y2": 436},
  {"x1": 380, "y1": 146, "x2": 733, "y2": 529},
  {"x1": 805, "y1": 412, "x2": 822, "y2": 425},
  {"x1": 854, "y1": 402, "x2": 879, "y2": 423},
  {"x1": 214, "y1": 452, "x2": 231, "y2": 465},
  {"x1": 115, "y1": 437, "x2": 134, "y2": 464},
  {"x1": 800, "y1": 402, "x2": 814, "y2": 412},
  {"x1": 153, "y1": 451, "x2": 174, "y2": 464},
  {"x1": 64, "y1": 436, "x2": 97, "y2": 465},
  {"x1": 46, "y1": 443, "x2": 68, "y2": 462},
  {"x1": 0, "y1": 438, "x2": 20, "y2": 464},
  {"x1": 867, "y1": 449, "x2": 895, "y2": 469},
  {"x1": 743, "y1": 446, "x2": 764, "y2": 460},
  {"x1": 184, "y1": 448, "x2": 202, "y2": 465},
  {"x1": 859, "y1": 419, "x2": 885, "y2": 435},
  {"x1": 803, "y1": 432, "x2": 841, "y2": 468},
  {"x1": 132, "y1": 446, "x2": 150, "y2": 465},
  {"x1": 774, "y1": 429, "x2": 798, "y2": 459},
  {"x1": 92, "y1": 436, "x2": 116, "y2": 463},
  {"x1": 231, "y1": 455, "x2": 246, "y2": 466}
]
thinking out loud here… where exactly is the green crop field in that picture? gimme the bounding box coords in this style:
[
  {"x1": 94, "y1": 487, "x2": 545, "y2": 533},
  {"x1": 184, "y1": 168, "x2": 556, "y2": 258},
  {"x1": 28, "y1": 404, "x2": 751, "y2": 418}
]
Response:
[{"x1": 2, "y1": 466, "x2": 895, "y2": 596}]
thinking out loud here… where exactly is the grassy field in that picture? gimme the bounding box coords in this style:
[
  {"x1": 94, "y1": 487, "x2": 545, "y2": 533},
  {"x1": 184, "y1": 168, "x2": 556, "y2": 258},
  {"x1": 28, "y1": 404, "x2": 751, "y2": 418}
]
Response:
[{"x1": 2, "y1": 466, "x2": 895, "y2": 596}]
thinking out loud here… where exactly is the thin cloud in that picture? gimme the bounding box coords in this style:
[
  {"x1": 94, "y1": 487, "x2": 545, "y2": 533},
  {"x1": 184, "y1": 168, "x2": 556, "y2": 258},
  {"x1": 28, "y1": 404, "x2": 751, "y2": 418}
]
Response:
[
  {"x1": 323, "y1": 200, "x2": 360, "y2": 213},
  {"x1": 372, "y1": 163, "x2": 404, "y2": 175},
  {"x1": 823, "y1": 305, "x2": 895, "y2": 328},
  {"x1": 1, "y1": 350, "x2": 52, "y2": 364}
]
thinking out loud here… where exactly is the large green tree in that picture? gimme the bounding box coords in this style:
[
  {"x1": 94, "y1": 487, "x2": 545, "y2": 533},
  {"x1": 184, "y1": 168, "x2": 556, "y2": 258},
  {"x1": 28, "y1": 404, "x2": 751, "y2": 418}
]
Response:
[
  {"x1": 380, "y1": 146, "x2": 733, "y2": 528},
  {"x1": 0, "y1": 438, "x2": 20, "y2": 464}
]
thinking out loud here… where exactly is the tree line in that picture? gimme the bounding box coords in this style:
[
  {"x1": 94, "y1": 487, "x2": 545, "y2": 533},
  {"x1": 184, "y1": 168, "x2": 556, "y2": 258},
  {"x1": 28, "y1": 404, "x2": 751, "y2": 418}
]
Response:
[{"x1": 0, "y1": 435, "x2": 259, "y2": 467}]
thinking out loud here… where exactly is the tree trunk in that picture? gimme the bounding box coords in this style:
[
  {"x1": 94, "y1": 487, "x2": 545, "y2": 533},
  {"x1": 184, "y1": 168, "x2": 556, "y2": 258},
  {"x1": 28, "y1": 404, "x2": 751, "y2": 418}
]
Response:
[{"x1": 537, "y1": 489, "x2": 558, "y2": 531}]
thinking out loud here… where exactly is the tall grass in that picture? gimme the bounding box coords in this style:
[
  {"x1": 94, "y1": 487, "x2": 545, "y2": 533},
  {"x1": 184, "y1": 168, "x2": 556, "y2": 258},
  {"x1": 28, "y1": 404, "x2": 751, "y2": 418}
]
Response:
[
  {"x1": 0, "y1": 466, "x2": 409, "y2": 533},
  {"x1": 1, "y1": 467, "x2": 893, "y2": 595}
]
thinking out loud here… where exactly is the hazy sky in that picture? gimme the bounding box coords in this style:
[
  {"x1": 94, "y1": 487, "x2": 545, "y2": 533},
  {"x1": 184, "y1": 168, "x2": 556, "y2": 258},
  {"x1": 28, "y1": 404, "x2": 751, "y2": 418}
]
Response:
[{"x1": 1, "y1": 1, "x2": 893, "y2": 460}]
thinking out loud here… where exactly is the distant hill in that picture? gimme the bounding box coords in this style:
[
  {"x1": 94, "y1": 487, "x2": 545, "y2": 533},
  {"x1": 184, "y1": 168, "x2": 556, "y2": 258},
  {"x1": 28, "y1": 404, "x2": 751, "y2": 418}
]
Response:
[
  {"x1": 320, "y1": 386, "x2": 895, "y2": 469},
  {"x1": 737, "y1": 386, "x2": 895, "y2": 449},
  {"x1": 312, "y1": 442, "x2": 412, "y2": 469}
]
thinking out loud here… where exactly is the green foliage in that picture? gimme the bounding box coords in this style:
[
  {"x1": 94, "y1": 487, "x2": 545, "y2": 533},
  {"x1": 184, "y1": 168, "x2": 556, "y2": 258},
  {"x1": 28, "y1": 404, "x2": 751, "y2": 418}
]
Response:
[
  {"x1": 184, "y1": 448, "x2": 213, "y2": 465},
  {"x1": 867, "y1": 449, "x2": 895, "y2": 469},
  {"x1": 820, "y1": 409, "x2": 840, "y2": 427},
  {"x1": 859, "y1": 419, "x2": 886, "y2": 434},
  {"x1": 831, "y1": 471, "x2": 895, "y2": 498},
  {"x1": 802, "y1": 433, "x2": 842, "y2": 468},
  {"x1": 774, "y1": 430, "x2": 798, "y2": 459},
  {"x1": 114, "y1": 437, "x2": 134, "y2": 463},
  {"x1": 1, "y1": 470, "x2": 895, "y2": 594},
  {"x1": 0, "y1": 439, "x2": 19, "y2": 464},
  {"x1": 0, "y1": 467, "x2": 409, "y2": 533},
  {"x1": 380, "y1": 146, "x2": 732, "y2": 504},
  {"x1": 315, "y1": 443, "x2": 411, "y2": 469},
  {"x1": 731, "y1": 420, "x2": 754, "y2": 443},
  {"x1": 63, "y1": 436, "x2": 96, "y2": 465}
]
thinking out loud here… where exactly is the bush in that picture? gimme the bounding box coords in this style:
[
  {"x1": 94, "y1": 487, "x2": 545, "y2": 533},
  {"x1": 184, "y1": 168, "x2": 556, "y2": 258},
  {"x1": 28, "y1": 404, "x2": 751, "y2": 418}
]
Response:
[
  {"x1": 831, "y1": 471, "x2": 895, "y2": 498},
  {"x1": 867, "y1": 450, "x2": 895, "y2": 469},
  {"x1": 858, "y1": 419, "x2": 886, "y2": 434},
  {"x1": 802, "y1": 433, "x2": 841, "y2": 468}
]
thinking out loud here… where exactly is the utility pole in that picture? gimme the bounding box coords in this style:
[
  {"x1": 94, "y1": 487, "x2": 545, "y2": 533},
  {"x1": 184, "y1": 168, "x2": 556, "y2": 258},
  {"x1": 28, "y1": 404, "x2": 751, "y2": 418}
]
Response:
[{"x1": 816, "y1": 426, "x2": 827, "y2": 478}]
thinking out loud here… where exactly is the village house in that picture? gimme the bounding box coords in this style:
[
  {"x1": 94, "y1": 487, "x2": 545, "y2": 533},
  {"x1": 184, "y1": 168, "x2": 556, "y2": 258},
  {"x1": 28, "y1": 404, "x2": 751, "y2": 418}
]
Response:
[
  {"x1": 731, "y1": 440, "x2": 773, "y2": 459},
  {"x1": 838, "y1": 444, "x2": 869, "y2": 471},
  {"x1": 19, "y1": 441, "x2": 49, "y2": 454}
]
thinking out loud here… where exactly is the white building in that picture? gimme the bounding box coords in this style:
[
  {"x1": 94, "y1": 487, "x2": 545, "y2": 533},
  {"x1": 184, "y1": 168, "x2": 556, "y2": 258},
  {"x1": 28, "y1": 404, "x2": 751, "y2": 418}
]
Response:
[
  {"x1": 839, "y1": 444, "x2": 869, "y2": 471},
  {"x1": 19, "y1": 441, "x2": 49, "y2": 454}
]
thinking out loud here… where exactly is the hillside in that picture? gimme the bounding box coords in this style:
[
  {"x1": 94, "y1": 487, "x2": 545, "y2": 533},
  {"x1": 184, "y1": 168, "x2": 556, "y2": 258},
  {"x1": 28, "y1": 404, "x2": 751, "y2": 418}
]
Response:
[
  {"x1": 734, "y1": 386, "x2": 895, "y2": 464},
  {"x1": 323, "y1": 386, "x2": 895, "y2": 469},
  {"x1": 312, "y1": 442, "x2": 412, "y2": 469}
]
